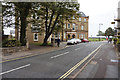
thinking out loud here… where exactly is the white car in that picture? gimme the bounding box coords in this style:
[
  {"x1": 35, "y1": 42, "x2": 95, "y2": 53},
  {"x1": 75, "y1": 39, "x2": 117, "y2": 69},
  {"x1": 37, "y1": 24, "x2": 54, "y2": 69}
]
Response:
[
  {"x1": 74, "y1": 38, "x2": 81, "y2": 43},
  {"x1": 67, "y1": 39, "x2": 76, "y2": 45},
  {"x1": 67, "y1": 38, "x2": 81, "y2": 45}
]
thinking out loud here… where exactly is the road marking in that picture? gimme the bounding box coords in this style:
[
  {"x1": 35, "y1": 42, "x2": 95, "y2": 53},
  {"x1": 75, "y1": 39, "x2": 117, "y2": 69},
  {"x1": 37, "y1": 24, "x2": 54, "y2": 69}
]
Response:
[
  {"x1": 0, "y1": 64, "x2": 31, "y2": 75},
  {"x1": 75, "y1": 48, "x2": 81, "y2": 51},
  {"x1": 70, "y1": 49, "x2": 100, "y2": 78},
  {"x1": 51, "y1": 52, "x2": 69, "y2": 59},
  {"x1": 57, "y1": 44, "x2": 103, "y2": 80}
]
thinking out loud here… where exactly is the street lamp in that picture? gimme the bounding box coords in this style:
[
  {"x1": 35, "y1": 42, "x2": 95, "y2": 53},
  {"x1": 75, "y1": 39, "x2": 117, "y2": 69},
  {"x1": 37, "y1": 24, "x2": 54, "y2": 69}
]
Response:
[
  {"x1": 99, "y1": 23, "x2": 103, "y2": 41},
  {"x1": 111, "y1": 21, "x2": 116, "y2": 37}
]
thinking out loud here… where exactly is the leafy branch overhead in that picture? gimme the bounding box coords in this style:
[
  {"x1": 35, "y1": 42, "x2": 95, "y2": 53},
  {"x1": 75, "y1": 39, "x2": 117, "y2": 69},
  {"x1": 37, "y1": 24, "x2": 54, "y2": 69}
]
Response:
[
  {"x1": 31, "y1": 2, "x2": 80, "y2": 45},
  {"x1": 2, "y1": 2, "x2": 80, "y2": 46}
]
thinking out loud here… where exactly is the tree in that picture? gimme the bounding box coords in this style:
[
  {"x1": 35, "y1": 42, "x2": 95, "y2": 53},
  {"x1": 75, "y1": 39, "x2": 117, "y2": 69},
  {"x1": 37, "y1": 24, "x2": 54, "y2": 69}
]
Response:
[
  {"x1": 97, "y1": 31, "x2": 105, "y2": 36},
  {"x1": 2, "y1": 2, "x2": 33, "y2": 46},
  {"x1": 32, "y1": 2, "x2": 80, "y2": 45},
  {"x1": 105, "y1": 27, "x2": 114, "y2": 38}
]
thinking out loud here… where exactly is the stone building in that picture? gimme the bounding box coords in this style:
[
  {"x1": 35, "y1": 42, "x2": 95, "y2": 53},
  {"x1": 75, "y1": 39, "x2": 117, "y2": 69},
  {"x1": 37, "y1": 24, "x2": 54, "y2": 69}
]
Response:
[
  {"x1": 61, "y1": 11, "x2": 89, "y2": 41},
  {"x1": 15, "y1": 11, "x2": 89, "y2": 44}
]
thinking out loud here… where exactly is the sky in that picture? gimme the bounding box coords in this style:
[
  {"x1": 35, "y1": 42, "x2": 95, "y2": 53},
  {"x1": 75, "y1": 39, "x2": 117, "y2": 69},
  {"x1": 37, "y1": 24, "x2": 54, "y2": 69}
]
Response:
[
  {"x1": 3, "y1": 0, "x2": 120, "y2": 37},
  {"x1": 78, "y1": 0, "x2": 120, "y2": 37}
]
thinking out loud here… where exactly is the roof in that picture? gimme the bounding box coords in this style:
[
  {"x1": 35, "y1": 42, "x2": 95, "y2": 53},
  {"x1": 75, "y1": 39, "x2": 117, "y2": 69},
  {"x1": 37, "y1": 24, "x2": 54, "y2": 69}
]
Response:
[{"x1": 77, "y1": 11, "x2": 88, "y2": 17}]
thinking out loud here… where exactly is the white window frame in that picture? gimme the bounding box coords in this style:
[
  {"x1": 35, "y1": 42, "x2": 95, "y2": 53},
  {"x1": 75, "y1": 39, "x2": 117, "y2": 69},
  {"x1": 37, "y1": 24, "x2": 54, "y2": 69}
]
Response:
[
  {"x1": 79, "y1": 17, "x2": 81, "y2": 21},
  {"x1": 79, "y1": 34, "x2": 81, "y2": 38},
  {"x1": 72, "y1": 23, "x2": 75, "y2": 31},
  {"x1": 84, "y1": 34, "x2": 86, "y2": 38},
  {"x1": 64, "y1": 24, "x2": 66, "y2": 29},
  {"x1": 76, "y1": 25, "x2": 78, "y2": 30},
  {"x1": 81, "y1": 25, "x2": 84, "y2": 30},
  {"x1": 68, "y1": 24, "x2": 70, "y2": 29},
  {"x1": 84, "y1": 18, "x2": 86, "y2": 22},
  {"x1": 34, "y1": 33, "x2": 38, "y2": 41},
  {"x1": 81, "y1": 34, "x2": 84, "y2": 39},
  {"x1": 64, "y1": 32, "x2": 66, "y2": 39}
]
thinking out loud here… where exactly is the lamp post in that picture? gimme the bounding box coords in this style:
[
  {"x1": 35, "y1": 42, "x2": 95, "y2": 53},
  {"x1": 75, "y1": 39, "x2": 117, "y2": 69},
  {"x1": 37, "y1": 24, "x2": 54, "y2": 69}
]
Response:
[
  {"x1": 99, "y1": 23, "x2": 103, "y2": 41},
  {"x1": 111, "y1": 22, "x2": 116, "y2": 37}
]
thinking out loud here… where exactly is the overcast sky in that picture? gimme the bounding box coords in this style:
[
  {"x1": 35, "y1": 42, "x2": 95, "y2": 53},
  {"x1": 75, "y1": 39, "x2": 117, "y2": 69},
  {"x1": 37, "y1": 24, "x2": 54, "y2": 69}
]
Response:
[{"x1": 78, "y1": 0, "x2": 120, "y2": 37}]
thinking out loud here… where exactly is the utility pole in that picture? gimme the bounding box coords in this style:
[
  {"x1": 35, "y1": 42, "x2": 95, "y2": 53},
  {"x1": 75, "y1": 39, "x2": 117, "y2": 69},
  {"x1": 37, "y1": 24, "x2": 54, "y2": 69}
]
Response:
[{"x1": 99, "y1": 23, "x2": 103, "y2": 41}]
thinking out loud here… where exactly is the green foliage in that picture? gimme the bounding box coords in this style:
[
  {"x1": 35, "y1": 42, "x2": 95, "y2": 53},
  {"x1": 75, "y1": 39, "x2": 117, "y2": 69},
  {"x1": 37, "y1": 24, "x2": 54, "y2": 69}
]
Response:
[
  {"x1": 117, "y1": 39, "x2": 120, "y2": 44},
  {"x1": 97, "y1": 31, "x2": 105, "y2": 36},
  {"x1": 105, "y1": 27, "x2": 114, "y2": 37},
  {"x1": 32, "y1": 2, "x2": 80, "y2": 45},
  {"x1": 2, "y1": 39, "x2": 21, "y2": 47},
  {"x1": 88, "y1": 38, "x2": 106, "y2": 41}
]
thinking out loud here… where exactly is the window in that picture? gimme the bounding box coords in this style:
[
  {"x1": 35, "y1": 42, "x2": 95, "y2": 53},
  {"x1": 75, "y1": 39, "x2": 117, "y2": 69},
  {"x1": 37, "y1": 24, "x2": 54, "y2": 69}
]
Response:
[
  {"x1": 68, "y1": 24, "x2": 70, "y2": 29},
  {"x1": 64, "y1": 24, "x2": 66, "y2": 29},
  {"x1": 72, "y1": 23, "x2": 75, "y2": 30},
  {"x1": 81, "y1": 34, "x2": 84, "y2": 39},
  {"x1": 76, "y1": 25, "x2": 78, "y2": 30},
  {"x1": 34, "y1": 33, "x2": 38, "y2": 41},
  {"x1": 64, "y1": 33, "x2": 66, "y2": 39},
  {"x1": 81, "y1": 25, "x2": 84, "y2": 30},
  {"x1": 73, "y1": 15, "x2": 75, "y2": 19},
  {"x1": 84, "y1": 18, "x2": 86, "y2": 22},
  {"x1": 84, "y1": 34, "x2": 86, "y2": 38},
  {"x1": 79, "y1": 34, "x2": 81, "y2": 38},
  {"x1": 79, "y1": 17, "x2": 81, "y2": 21}
]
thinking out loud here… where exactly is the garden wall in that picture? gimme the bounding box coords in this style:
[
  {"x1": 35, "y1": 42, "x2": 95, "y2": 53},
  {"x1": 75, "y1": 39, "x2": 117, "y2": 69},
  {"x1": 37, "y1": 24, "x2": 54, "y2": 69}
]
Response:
[{"x1": 2, "y1": 46, "x2": 28, "y2": 56}]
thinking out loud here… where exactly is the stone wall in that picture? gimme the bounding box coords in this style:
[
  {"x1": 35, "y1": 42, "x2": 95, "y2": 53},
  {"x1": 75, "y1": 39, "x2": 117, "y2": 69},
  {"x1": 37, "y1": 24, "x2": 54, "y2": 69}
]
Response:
[{"x1": 2, "y1": 46, "x2": 28, "y2": 56}]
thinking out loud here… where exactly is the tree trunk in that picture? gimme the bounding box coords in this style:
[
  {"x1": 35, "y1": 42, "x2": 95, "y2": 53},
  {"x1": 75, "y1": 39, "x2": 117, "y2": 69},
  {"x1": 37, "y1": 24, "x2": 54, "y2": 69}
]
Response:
[
  {"x1": 43, "y1": 34, "x2": 50, "y2": 46},
  {"x1": 20, "y1": 14, "x2": 27, "y2": 46}
]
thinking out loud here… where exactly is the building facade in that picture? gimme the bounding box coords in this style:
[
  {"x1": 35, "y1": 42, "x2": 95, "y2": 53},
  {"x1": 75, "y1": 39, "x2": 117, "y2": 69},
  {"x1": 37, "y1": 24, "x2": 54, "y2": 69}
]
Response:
[
  {"x1": 15, "y1": 11, "x2": 89, "y2": 44},
  {"x1": 114, "y1": 1, "x2": 120, "y2": 39},
  {"x1": 62, "y1": 11, "x2": 89, "y2": 41}
]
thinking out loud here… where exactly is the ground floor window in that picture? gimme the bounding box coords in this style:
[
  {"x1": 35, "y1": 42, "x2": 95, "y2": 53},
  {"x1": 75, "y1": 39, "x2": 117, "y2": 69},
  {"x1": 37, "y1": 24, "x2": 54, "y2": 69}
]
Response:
[
  {"x1": 34, "y1": 33, "x2": 38, "y2": 41},
  {"x1": 68, "y1": 34, "x2": 70, "y2": 39},
  {"x1": 72, "y1": 34, "x2": 75, "y2": 38}
]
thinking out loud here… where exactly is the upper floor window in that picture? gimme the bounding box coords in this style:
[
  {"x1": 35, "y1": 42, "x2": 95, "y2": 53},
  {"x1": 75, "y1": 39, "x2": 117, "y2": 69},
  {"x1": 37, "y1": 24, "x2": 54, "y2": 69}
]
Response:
[
  {"x1": 79, "y1": 17, "x2": 81, "y2": 21},
  {"x1": 73, "y1": 15, "x2": 75, "y2": 19},
  {"x1": 64, "y1": 24, "x2": 66, "y2": 29},
  {"x1": 81, "y1": 25, "x2": 84, "y2": 30},
  {"x1": 84, "y1": 18, "x2": 86, "y2": 22},
  {"x1": 72, "y1": 23, "x2": 75, "y2": 30},
  {"x1": 68, "y1": 24, "x2": 70, "y2": 29},
  {"x1": 76, "y1": 25, "x2": 78, "y2": 29}
]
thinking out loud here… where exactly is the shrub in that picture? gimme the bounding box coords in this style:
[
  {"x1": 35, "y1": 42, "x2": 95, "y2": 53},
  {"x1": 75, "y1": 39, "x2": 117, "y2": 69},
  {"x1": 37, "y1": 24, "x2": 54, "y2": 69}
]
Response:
[
  {"x1": 117, "y1": 38, "x2": 120, "y2": 44},
  {"x1": 2, "y1": 39, "x2": 21, "y2": 47},
  {"x1": 15, "y1": 40, "x2": 21, "y2": 46}
]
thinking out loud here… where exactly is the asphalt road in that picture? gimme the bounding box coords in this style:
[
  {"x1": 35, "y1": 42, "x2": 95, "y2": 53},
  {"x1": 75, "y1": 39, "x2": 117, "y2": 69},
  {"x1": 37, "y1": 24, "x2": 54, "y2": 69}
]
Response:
[{"x1": 1, "y1": 41, "x2": 106, "y2": 79}]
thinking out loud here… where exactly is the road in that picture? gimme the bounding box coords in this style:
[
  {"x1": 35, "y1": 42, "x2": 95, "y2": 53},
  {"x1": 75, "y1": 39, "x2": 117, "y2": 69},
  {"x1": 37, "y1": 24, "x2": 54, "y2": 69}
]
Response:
[{"x1": 1, "y1": 41, "x2": 118, "y2": 79}]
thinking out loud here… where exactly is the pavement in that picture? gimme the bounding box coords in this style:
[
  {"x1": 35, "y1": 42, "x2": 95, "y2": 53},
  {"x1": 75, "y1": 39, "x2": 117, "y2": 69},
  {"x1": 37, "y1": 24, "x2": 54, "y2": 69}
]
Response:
[
  {"x1": 2, "y1": 42, "x2": 67, "y2": 61},
  {"x1": 1, "y1": 41, "x2": 120, "y2": 79},
  {"x1": 74, "y1": 43, "x2": 120, "y2": 79}
]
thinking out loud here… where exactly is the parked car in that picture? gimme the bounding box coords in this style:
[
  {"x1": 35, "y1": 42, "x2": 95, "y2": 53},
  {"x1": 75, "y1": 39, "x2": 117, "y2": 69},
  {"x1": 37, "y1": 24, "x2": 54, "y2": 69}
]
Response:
[
  {"x1": 67, "y1": 39, "x2": 75, "y2": 45},
  {"x1": 74, "y1": 38, "x2": 81, "y2": 43},
  {"x1": 81, "y1": 39, "x2": 89, "y2": 43},
  {"x1": 67, "y1": 38, "x2": 81, "y2": 45}
]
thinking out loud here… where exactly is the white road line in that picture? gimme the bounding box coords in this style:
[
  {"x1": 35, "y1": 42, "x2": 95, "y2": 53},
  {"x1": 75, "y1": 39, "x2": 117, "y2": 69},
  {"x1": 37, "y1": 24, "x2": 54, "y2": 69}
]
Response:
[
  {"x1": 75, "y1": 48, "x2": 81, "y2": 51},
  {"x1": 0, "y1": 64, "x2": 31, "y2": 75},
  {"x1": 51, "y1": 52, "x2": 69, "y2": 59}
]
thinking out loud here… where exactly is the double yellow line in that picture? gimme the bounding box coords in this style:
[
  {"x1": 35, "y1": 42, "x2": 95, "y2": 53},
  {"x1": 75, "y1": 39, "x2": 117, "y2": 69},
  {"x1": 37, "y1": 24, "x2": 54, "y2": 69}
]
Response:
[{"x1": 57, "y1": 44, "x2": 103, "y2": 80}]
